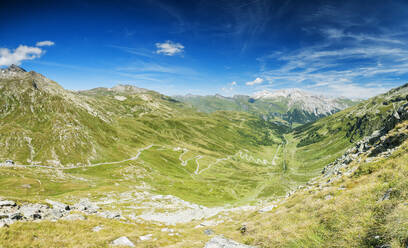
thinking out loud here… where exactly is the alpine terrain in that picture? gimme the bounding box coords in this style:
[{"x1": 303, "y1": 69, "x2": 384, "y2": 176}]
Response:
[{"x1": 0, "y1": 65, "x2": 407, "y2": 248}]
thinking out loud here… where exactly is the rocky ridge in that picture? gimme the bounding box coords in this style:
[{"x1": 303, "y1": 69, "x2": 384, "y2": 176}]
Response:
[{"x1": 321, "y1": 102, "x2": 408, "y2": 178}]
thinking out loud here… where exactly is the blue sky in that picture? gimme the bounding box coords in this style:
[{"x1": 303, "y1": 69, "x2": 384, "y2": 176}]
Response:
[{"x1": 1, "y1": 0, "x2": 408, "y2": 98}]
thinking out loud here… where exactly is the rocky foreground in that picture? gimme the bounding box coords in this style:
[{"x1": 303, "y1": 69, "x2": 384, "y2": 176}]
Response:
[{"x1": 0, "y1": 198, "x2": 121, "y2": 228}]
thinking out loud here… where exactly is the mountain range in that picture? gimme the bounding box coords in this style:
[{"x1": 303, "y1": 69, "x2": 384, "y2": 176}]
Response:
[{"x1": 175, "y1": 89, "x2": 359, "y2": 126}]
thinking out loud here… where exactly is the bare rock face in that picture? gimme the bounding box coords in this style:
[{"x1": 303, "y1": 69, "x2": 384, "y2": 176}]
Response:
[{"x1": 204, "y1": 235, "x2": 256, "y2": 248}]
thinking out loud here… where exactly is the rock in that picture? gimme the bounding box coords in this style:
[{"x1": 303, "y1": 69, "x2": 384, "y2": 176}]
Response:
[
  {"x1": 0, "y1": 214, "x2": 9, "y2": 219},
  {"x1": 324, "y1": 194, "x2": 333, "y2": 200},
  {"x1": 46, "y1": 208, "x2": 64, "y2": 219},
  {"x1": 0, "y1": 200, "x2": 16, "y2": 207},
  {"x1": 98, "y1": 211, "x2": 121, "y2": 219},
  {"x1": 239, "y1": 224, "x2": 247, "y2": 234},
  {"x1": 0, "y1": 222, "x2": 9, "y2": 228},
  {"x1": 74, "y1": 198, "x2": 99, "y2": 213},
  {"x1": 204, "y1": 235, "x2": 256, "y2": 248},
  {"x1": 168, "y1": 232, "x2": 180, "y2": 236},
  {"x1": 19, "y1": 204, "x2": 44, "y2": 220},
  {"x1": 139, "y1": 234, "x2": 152, "y2": 241},
  {"x1": 204, "y1": 229, "x2": 215, "y2": 235},
  {"x1": 258, "y1": 205, "x2": 277, "y2": 213},
  {"x1": 393, "y1": 111, "x2": 400, "y2": 120},
  {"x1": 46, "y1": 199, "x2": 70, "y2": 211},
  {"x1": 62, "y1": 214, "x2": 86, "y2": 221},
  {"x1": 379, "y1": 188, "x2": 393, "y2": 201},
  {"x1": 112, "y1": 236, "x2": 135, "y2": 247},
  {"x1": 10, "y1": 213, "x2": 23, "y2": 220},
  {"x1": 21, "y1": 184, "x2": 31, "y2": 189},
  {"x1": 161, "y1": 227, "x2": 174, "y2": 232},
  {"x1": 32, "y1": 213, "x2": 42, "y2": 220},
  {"x1": 92, "y1": 225, "x2": 103, "y2": 232}
]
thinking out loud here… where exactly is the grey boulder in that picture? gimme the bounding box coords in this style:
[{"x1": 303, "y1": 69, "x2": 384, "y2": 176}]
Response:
[{"x1": 111, "y1": 236, "x2": 135, "y2": 247}]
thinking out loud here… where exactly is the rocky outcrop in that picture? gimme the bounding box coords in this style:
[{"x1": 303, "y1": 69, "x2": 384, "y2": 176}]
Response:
[
  {"x1": 204, "y1": 235, "x2": 257, "y2": 248},
  {"x1": 322, "y1": 103, "x2": 408, "y2": 178},
  {"x1": 0, "y1": 200, "x2": 70, "y2": 227},
  {"x1": 0, "y1": 198, "x2": 121, "y2": 227}
]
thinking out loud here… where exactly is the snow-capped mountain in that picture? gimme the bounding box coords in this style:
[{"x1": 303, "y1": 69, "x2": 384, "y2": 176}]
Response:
[
  {"x1": 252, "y1": 88, "x2": 354, "y2": 116},
  {"x1": 175, "y1": 88, "x2": 359, "y2": 125}
]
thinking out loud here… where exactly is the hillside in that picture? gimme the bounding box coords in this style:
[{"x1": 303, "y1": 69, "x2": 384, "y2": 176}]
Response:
[{"x1": 0, "y1": 65, "x2": 407, "y2": 247}]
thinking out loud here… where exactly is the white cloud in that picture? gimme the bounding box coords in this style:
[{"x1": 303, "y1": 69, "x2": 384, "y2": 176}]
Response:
[
  {"x1": 245, "y1": 77, "x2": 264, "y2": 86},
  {"x1": 0, "y1": 45, "x2": 43, "y2": 66},
  {"x1": 36, "y1": 40, "x2": 55, "y2": 47},
  {"x1": 221, "y1": 81, "x2": 238, "y2": 94},
  {"x1": 156, "y1": 40, "x2": 184, "y2": 56}
]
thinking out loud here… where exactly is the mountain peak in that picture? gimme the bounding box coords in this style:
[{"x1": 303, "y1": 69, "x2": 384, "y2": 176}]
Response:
[
  {"x1": 110, "y1": 84, "x2": 148, "y2": 94},
  {"x1": 0, "y1": 64, "x2": 27, "y2": 78},
  {"x1": 8, "y1": 64, "x2": 27, "y2": 72}
]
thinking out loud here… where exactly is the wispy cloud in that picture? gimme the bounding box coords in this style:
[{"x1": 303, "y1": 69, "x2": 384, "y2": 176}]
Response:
[
  {"x1": 108, "y1": 45, "x2": 154, "y2": 58},
  {"x1": 36, "y1": 40, "x2": 55, "y2": 47},
  {"x1": 246, "y1": 77, "x2": 263, "y2": 86},
  {"x1": 115, "y1": 61, "x2": 197, "y2": 75},
  {"x1": 257, "y1": 14, "x2": 408, "y2": 98},
  {"x1": 156, "y1": 41, "x2": 184, "y2": 56}
]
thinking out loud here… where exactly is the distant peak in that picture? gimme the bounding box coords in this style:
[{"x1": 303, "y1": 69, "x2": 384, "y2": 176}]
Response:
[
  {"x1": 110, "y1": 84, "x2": 147, "y2": 94},
  {"x1": 253, "y1": 88, "x2": 311, "y2": 99},
  {"x1": 214, "y1": 93, "x2": 230, "y2": 100}
]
